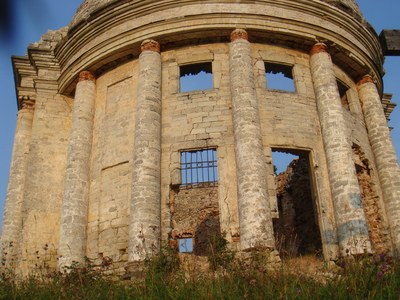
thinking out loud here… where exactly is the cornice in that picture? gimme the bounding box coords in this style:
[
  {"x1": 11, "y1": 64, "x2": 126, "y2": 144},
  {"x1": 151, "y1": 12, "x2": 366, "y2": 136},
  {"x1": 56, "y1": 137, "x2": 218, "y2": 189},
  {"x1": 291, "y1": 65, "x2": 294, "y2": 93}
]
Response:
[
  {"x1": 11, "y1": 29, "x2": 66, "y2": 109},
  {"x1": 69, "y1": 0, "x2": 364, "y2": 31},
  {"x1": 12, "y1": 56, "x2": 37, "y2": 110},
  {"x1": 26, "y1": 29, "x2": 65, "y2": 74},
  {"x1": 18, "y1": 96, "x2": 36, "y2": 111},
  {"x1": 382, "y1": 93, "x2": 397, "y2": 121},
  {"x1": 54, "y1": 0, "x2": 383, "y2": 96}
]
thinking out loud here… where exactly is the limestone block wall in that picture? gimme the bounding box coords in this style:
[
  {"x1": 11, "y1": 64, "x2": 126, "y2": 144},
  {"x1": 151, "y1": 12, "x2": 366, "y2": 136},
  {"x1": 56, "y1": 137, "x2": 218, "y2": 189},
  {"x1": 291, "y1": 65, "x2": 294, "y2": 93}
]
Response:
[
  {"x1": 160, "y1": 43, "x2": 240, "y2": 248},
  {"x1": 253, "y1": 42, "x2": 391, "y2": 258},
  {"x1": 321, "y1": 0, "x2": 362, "y2": 17},
  {"x1": 1, "y1": 98, "x2": 35, "y2": 269},
  {"x1": 4, "y1": 38, "x2": 398, "y2": 276},
  {"x1": 59, "y1": 71, "x2": 96, "y2": 269},
  {"x1": 18, "y1": 90, "x2": 72, "y2": 275},
  {"x1": 334, "y1": 67, "x2": 392, "y2": 253},
  {"x1": 84, "y1": 42, "x2": 242, "y2": 269},
  {"x1": 128, "y1": 40, "x2": 162, "y2": 262},
  {"x1": 86, "y1": 61, "x2": 137, "y2": 273},
  {"x1": 254, "y1": 44, "x2": 339, "y2": 259},
  {"x1": 3, "y1": 0, "x2": 400, "y2": 274},
  {"x1": 229, "y1": 30, "x2": 275, "y2": 251},
  {"x1": 83, "y1": 40, "x2": 385, "y2": 264},
  {"x1": 170, "y1": 187, "x2": 220, "y2": 256},
  {"x1": 310, "y1": 44, "x2": 372, "y2": 256},
  {"x1": 358, "y1": 76, "x2": 400, "y2": 254}
]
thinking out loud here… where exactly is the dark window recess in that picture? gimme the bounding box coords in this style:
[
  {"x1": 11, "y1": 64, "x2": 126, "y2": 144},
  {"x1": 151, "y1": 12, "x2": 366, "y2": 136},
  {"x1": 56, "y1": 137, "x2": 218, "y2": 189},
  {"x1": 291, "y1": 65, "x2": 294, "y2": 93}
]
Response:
[
  {"x1": 272, "y1": 149, "x2": 322, "y2": 257},
  {"x1": 265, "y1": 62, "x2": 295, "y2": 92},
  {"x1": 180, "y1": 62, "x2": 213, "y2": 93},
  {"x1": 337, "y1": 80, "x2": 350, "y2": 110},
  {"x1": 180, "y1": 148, "x2": 218, "y2": 187}
]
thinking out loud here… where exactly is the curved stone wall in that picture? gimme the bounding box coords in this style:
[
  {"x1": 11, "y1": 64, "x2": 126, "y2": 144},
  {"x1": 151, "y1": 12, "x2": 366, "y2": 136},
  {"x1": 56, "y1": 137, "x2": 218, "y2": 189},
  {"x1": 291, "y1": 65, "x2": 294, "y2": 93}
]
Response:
[
  {"x1": 59, "y1": 0, "x2": 381, "y2": 95},
  {"x1": 70, "y1": 0, "x2": 364, "y2": 29},
  {"x1": 3, "y1": 0, "x2": 400, "y2": 276}
]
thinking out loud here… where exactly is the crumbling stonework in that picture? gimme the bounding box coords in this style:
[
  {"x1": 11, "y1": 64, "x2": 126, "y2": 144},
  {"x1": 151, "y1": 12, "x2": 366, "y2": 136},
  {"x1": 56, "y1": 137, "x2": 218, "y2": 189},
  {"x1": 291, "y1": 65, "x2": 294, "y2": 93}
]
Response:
[
  {"x1": 274, "y1": 157, "x2": 322, "y2": 257},
  {"x1": 170, "y1": 187, "x2": 220, "y2": 256},
  {"x1": 2, "y1": 0, "x2": 400, "y2": 276},
  {"x1": 353, "y1": 145, "x2": 392, "y2": 254},
  {"x1": 310, "y1": 43, "x2": 371, "y2": 256},
  {"x1": 357, "y1": 76, "x2": 400, "y2": 255}
]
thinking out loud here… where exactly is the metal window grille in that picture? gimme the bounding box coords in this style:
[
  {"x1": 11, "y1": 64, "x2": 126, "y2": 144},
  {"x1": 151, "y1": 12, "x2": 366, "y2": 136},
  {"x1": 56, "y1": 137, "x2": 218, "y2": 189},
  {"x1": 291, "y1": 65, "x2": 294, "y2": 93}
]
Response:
[{"x1": 180, "y1": 149, "x2": 218, "y2": 187}]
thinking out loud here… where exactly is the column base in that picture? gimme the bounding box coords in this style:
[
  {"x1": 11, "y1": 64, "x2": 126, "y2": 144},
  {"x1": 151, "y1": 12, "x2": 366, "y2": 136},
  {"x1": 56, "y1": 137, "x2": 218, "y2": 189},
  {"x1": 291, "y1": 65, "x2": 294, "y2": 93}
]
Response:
[
  {"x1": 123, "y1": 261, "x2": 146, "y2": 281},
  {"x1": 238, "y1": 248, "x2": 281, "y2": 272}
]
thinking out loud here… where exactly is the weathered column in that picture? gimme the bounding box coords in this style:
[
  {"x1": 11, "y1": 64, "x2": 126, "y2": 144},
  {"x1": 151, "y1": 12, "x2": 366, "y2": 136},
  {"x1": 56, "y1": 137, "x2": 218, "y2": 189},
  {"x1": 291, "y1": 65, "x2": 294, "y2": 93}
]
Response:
[
  {"x1": 310, "y1": 43, "x2": 371, "y2": 256},
  {"x1": 357, "y1": 75, "x2": 400, "y2": 255},
  {"x1": 58, "y1": 71, "x2": 96, "y2": 268},
  {"x1": 229, "y1": 29, "x2": 275, "y2": 250},
  {"x1": 1, "y1": 97, "x2": 35, "y2": 269},
  {"x1": 128, "y1": 40, "x2": 162, "y2": 261}
]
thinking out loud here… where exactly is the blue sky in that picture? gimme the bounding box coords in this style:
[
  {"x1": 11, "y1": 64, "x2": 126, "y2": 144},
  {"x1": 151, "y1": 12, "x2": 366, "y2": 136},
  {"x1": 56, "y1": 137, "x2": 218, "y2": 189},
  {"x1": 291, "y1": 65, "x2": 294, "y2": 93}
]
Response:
[{"x1": 0, "y1": 1, "x2": 399, "y2": 229}]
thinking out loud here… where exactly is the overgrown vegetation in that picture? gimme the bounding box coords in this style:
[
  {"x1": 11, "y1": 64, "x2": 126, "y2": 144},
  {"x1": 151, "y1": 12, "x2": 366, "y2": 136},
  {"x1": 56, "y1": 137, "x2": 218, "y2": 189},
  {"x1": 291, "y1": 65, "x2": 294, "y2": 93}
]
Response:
[{"x1": 1, "y1": 247, "x2": 400, "y2": 299}]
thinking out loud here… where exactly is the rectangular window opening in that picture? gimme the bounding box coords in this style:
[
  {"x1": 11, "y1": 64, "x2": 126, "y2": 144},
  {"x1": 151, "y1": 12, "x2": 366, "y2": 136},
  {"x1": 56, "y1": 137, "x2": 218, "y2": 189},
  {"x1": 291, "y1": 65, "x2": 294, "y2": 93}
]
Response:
[
  {"x1": 180, "y1": 148, "x2": 218, "y2": 188},
  {"x1": 337, "y1": 80, "x2": 350, "y2": 110},
  {"x1": 265, "y1": 62, "x2": 295, "y2": 92},
  {"x1": 178, "y1": 238, "x2": 193, "y2": 253},
  {"x1": 180, "y1": 62, "x2": 213, "y2": 93}
]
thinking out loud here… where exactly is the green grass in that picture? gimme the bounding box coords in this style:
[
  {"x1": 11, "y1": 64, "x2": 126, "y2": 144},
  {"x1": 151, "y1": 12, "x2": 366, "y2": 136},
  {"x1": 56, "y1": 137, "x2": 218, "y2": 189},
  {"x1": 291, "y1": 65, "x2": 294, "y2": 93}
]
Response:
[{"x1": 1, "y1": 251, "x2": 400, "y2": 300}]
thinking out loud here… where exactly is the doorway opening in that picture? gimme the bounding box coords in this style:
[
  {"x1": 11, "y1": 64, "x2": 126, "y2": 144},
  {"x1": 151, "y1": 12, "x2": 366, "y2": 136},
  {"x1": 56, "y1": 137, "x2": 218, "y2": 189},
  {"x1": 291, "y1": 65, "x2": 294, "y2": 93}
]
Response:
[{"x1": 272, "y1": 149, "x2": 322, "y2": 258}]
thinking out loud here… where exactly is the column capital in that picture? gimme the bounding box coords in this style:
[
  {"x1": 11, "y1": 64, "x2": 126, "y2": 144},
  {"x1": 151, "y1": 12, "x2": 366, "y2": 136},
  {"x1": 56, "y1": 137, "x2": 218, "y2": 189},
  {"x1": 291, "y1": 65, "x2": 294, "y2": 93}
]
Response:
[
  {"x1": 357, "y1": 75, "x2": 375, "y2": 87},
  {"x1": 78, "y1": 71, "x2": 96, "y2": 82},
  {"x1": 19, "y1": 96, "x2": 35, "y2": 111},
  {"x1": 310, "y1": 43, "x2": 328, "y2": 56},
  {"x1": 141, "y1": 39, "x2": 160, "y2": 53},
  {"x1": 230, "y1": 29, "x2": 248, "y2": 42}
]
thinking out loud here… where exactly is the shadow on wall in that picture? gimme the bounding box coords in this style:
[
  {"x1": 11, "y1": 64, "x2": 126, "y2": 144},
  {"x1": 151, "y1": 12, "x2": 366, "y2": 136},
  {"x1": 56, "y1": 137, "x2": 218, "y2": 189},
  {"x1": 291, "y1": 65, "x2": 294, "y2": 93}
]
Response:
[{"x1": 194, "y1": 212, "x2": 221, "y2": 256}]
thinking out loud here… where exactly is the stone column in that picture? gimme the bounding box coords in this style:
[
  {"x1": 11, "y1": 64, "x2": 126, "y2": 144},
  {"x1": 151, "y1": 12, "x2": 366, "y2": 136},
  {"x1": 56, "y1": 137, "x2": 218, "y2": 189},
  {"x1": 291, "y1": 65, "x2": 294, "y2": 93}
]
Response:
[
  {"x1": 58, "y1": 71, "x2": 96, "y2": 268},
  {"x1": 310, "y1": 43, "x2": 371, "y2": 256},
  {"x1": 1, "y1": 97, "x2": 35, "y2": 269},
  {"x1": 128, "y1": 40, "x2": 162, "y2": 261},
  {"x1": 229, "y1": 29, "x2": 275, "y2": 250},
  {"x1": 357, "y1": 75, "x2": 400, "y2": 254}
]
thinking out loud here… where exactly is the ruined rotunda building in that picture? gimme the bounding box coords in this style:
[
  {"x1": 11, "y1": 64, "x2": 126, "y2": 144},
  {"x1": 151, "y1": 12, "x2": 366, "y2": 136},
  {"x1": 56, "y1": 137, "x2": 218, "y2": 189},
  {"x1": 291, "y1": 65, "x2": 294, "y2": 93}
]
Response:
[{"x1": 2, "y1": 0, "x2": 400, "y2": 276}]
